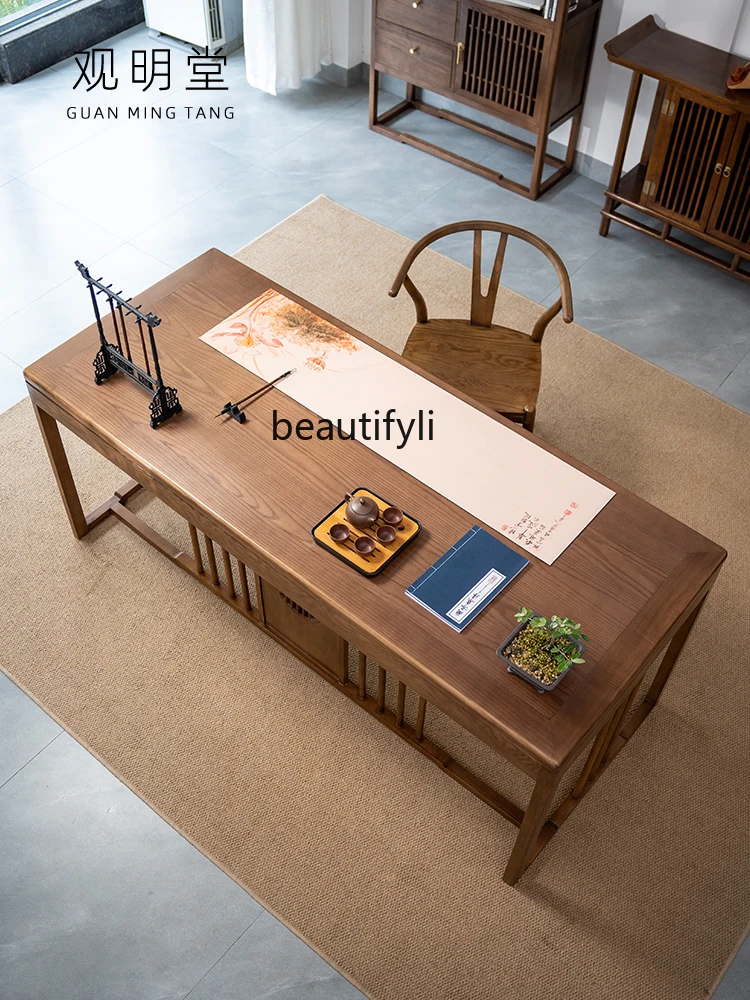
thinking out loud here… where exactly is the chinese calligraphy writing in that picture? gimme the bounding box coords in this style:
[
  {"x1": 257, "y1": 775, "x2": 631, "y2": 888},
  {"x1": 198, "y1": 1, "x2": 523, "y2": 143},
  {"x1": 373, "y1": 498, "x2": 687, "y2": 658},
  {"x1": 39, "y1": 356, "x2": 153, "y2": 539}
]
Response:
[
  {"x1": 73, "y1": 49, "x2": 118, "y2": 91},
  {"x1": 502, "y1": 503, "x2": 580, "y2": 553},
  {"x1": 72, "y1": 47, "x2": 229, "y2": 92},
  {"x1": 132, "y1": 49, "x2": 171, "y2": 91},
  {"x1": 187, "y1": 46, "x2": 228, "y2": 90}
]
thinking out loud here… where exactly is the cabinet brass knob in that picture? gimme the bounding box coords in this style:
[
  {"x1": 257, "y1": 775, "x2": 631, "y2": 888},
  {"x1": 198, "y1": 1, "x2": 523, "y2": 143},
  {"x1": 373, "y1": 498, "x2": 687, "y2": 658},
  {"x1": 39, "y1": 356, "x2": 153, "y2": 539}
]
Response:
[
  {"x1": 715, "y1": 162, "x2": 723, "y2": 174},
  {"x1": 456, "y1": 41, "x2": 465, "y2": 64},
  {"x1": 412, "y1": 0, "x2": 424, "y2": 6},
  {"x1": 409, "y1": 46, "x2": 420, "y2": 54},
  {"x1": 723, "y1": 165, "x2": 732, "y2": 178}
]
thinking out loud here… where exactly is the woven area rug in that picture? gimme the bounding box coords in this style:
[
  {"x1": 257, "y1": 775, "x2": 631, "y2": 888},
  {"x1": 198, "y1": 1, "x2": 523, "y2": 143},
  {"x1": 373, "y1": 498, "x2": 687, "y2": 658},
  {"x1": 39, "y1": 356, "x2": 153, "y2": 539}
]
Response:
[{"x1": 2, "y1": 196, "x2": 748, "y2": 1000}]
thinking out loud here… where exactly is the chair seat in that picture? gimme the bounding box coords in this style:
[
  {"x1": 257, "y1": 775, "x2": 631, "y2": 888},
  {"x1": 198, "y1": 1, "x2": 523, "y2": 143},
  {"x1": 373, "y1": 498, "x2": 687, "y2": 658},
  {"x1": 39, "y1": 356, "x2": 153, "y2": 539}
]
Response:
[{"x1": 402, "y1": 318, "x2": 542, "y2": 416}]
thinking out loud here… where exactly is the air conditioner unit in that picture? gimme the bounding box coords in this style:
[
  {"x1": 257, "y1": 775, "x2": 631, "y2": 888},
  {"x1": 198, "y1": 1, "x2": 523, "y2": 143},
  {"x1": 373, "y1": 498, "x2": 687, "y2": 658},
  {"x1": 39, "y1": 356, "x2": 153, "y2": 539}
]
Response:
[{"x1": 143, "y1": 0, "x2": 244, "y2": 56}]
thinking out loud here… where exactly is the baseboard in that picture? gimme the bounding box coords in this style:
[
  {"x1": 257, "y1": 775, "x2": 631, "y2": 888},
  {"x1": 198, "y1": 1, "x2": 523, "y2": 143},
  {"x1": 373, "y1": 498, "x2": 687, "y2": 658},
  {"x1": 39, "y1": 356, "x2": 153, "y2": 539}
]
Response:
[
  {"x1": 0, "y1": 0, "x2": 144, "y2": 84},
  {"x1": 372, "y1": 70, "x2": 612, "y2": 185},
  {"x1": 319, "y1": 61, "x2": 368, "y2": 88}
]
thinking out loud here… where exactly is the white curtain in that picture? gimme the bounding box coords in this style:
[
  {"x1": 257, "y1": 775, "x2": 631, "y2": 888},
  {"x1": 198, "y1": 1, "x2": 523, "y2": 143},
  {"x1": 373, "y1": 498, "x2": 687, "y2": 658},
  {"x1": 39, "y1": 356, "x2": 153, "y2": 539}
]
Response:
[{"x1": 243, "y1": 0, "x2": 332, "y2": 95}]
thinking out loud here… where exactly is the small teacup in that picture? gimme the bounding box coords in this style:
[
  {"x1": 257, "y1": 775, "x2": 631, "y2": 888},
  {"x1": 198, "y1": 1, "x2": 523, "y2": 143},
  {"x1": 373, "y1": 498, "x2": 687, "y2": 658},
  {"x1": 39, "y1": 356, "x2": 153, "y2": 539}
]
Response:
[
  {"x1": 330, "y1": 523, "x2": 351, "y2": 543},
  {"x1": 376, "y1": 524, "x2": 397, "y2": 544},
  {"x1": 381, "y1": 506, "x2": 403, "y2": 526},
  {"x1": 354, "y1": 535, "x2": 376, "y2": 555}
]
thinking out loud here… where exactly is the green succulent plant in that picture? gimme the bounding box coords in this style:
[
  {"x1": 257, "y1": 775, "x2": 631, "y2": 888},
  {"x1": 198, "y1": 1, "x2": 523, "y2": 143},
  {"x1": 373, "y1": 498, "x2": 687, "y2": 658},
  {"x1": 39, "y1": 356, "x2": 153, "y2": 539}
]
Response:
[{"x1": 514, "y1": 607, "x2": 588, "y2": 675}]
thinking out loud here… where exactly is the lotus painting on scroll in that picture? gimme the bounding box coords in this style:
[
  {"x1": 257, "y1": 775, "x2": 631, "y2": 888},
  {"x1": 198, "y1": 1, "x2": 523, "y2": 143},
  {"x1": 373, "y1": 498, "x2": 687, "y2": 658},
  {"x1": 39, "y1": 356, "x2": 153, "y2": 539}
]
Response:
[{"x1": 201, "y1": 288, "x2": 364, "y2": 379}]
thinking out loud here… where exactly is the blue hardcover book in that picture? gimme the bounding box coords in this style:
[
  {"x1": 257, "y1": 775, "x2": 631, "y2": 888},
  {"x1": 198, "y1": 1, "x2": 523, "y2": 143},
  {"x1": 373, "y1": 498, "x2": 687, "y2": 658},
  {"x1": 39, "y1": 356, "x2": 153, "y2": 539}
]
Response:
[{"x1": 406, "y1": 526, "x2": 528, "y2": 632}]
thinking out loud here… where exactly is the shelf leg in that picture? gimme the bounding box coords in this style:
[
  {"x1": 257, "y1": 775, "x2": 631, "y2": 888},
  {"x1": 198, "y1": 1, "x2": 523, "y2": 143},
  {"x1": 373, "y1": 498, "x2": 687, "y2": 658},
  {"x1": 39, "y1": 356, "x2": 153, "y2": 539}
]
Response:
[
  {"x1": 368, "y1": 65, "x2": 378, "y2": 128},
  {"x1": 601, "y1": 71, "x2": 643, "y2": 237}
]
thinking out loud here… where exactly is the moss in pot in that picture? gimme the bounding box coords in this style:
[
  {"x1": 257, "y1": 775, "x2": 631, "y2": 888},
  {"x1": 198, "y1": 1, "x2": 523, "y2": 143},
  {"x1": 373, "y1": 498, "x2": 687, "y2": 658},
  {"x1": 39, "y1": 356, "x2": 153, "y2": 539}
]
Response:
[{"x1": 498, "y1": 607, "x2": 588, "y2": 694}]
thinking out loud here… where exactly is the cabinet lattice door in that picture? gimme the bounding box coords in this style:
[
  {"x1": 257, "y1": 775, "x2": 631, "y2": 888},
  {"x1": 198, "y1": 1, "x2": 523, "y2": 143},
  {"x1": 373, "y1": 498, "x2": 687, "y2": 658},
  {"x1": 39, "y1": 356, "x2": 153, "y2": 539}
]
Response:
[
  {"x1": 454, "y1": 2, "x2": 550, "y2": 128},
  {"x1": 642, "y1": 85, "x2": 737, "y2": 231},
  {"x1": 707, "y1": 115, "x2": 750, "y2": 251}
]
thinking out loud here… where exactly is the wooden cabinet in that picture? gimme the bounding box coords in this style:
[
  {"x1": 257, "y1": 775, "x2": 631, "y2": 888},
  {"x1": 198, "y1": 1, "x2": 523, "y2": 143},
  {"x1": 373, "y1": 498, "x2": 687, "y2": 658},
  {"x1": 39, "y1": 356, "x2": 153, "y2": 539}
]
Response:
[
  {"x1": 374, "y1": 18, "x2": 454, "y2": 92},
  {"x1": 453, "y1": 2, "x2": 553, "y2": 130},
  {"x1": 641, "y1": 86, "x2": 738, "y2": 231},
  {"x1": 706, "y1": 115, "x2": 750, "y2": 251},
  {"x1": 370, "y1": 0, "x2": 602, "y2": 200},
  {"x1": 377, "y1": 0, "x2": 458, "y2": 43},
  {"x1": 602, "y1": 18, "x2": 750, "y2": 282}
]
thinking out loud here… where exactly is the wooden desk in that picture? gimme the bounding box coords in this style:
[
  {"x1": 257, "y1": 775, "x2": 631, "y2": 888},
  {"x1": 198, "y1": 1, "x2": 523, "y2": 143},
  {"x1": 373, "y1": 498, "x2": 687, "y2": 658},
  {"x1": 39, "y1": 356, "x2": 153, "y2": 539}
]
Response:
[{"x1": 24, "y1": 249, "x2": 726, "y2": 885}]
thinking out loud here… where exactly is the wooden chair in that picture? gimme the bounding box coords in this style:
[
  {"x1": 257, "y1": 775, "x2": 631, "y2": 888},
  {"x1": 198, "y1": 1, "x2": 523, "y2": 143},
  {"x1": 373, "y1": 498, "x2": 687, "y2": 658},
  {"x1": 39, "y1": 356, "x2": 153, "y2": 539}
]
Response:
[{"x1": 389, "y1": 222, "x2": 574, "y2": 432}]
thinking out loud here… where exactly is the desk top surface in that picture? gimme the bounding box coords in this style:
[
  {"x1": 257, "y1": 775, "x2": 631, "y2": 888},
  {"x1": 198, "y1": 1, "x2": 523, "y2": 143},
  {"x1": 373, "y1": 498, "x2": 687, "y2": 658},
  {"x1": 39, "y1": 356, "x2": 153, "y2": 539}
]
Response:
[{"x1": 24, "y1": 249, "x2": 726, "y2": 772}]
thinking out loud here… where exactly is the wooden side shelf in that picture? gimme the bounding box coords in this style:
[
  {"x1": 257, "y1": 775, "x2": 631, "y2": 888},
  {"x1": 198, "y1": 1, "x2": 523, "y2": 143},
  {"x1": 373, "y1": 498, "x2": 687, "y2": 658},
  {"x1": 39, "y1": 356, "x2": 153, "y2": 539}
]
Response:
[
  {"x1": 601, "y1": 16, "x2": 750, "y2": 281},
  {"x1": 369, "y1": 0, "x2": 603, "y2": 200}
]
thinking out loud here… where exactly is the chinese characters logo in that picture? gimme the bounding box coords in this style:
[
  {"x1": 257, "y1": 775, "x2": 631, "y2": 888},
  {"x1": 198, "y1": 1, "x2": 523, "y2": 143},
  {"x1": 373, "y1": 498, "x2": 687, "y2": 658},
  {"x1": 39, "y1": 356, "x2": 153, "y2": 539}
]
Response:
[{"x1": 73, "y1": 46, "x2": 228, "y2": 92}]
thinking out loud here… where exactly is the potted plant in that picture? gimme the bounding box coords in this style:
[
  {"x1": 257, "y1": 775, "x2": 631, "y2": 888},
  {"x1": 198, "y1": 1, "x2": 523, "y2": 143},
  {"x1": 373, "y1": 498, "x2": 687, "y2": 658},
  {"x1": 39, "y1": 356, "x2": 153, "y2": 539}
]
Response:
[{"x1": 497, "y1": 608, "x2": 588, "y2": 694}]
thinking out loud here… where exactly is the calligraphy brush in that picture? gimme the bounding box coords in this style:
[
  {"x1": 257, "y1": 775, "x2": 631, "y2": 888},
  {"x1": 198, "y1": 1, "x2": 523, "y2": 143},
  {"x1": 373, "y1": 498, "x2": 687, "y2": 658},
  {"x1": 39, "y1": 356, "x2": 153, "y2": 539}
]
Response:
[{"x1": 214, "y1": 368, "x2": 296, "y2": 418}]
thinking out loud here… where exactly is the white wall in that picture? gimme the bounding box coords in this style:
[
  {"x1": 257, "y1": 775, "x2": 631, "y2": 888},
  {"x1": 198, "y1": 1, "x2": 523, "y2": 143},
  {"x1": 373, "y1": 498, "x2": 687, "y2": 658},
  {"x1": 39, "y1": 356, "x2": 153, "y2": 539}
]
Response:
[
  {"x1": 356, "y1": 0, "x2": 749, "y2": 168},
  {"x1": 734, "y1": 0, "x2": 750, "y2": 50},
  {"x1": 330, "y1": 0, "x2": 366, "y2": 69}
]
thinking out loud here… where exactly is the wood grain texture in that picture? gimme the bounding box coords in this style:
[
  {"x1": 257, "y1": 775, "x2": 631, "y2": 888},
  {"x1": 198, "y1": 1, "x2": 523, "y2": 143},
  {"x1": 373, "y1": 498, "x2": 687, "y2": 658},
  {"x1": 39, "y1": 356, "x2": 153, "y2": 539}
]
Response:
[
  {"x1": 605, "y1": 15, "x2": 750, "y2": 109},
  {"x1": 377, "y1": 0, "x2": 458, "y2": 44},
  {"x1": 25, "y1": 249, "x2": 726, "y2": 776},
  {"x1": 401, "y1": 319, "x2": 542, "y2": 417},
  {"x1": 394, "y1": 221, "x2": 572, "y2": 427},
  {"x1": 373, "y1": 19, "x2": 454, "y2": 92}
]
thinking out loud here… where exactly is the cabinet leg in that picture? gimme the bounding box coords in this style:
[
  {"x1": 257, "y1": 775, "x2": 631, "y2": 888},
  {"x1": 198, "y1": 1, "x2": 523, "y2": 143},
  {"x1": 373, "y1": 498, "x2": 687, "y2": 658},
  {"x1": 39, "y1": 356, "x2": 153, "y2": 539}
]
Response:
[
  {"x1": 565, "y1": 109, "x2": 582, "y2": 171},
  {"x1": 530, "y1": 132, "x2": 548, "y2": 200},
  {"x1": 601, "y1": 72, "x2": 642, "y2": 238},
  {"x1": 33, "y1": 403, "x2": 88, "y2": 539},
  {"x1": 368, "y1": 65, "x2": 378, "y2": 127}
]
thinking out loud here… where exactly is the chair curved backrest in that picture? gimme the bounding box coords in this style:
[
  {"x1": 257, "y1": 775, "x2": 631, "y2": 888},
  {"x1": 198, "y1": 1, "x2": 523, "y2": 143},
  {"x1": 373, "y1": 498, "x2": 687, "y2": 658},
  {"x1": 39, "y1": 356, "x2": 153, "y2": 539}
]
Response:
[{"x1": 389, "y1": 221, "x2": 574, "y2": 342}]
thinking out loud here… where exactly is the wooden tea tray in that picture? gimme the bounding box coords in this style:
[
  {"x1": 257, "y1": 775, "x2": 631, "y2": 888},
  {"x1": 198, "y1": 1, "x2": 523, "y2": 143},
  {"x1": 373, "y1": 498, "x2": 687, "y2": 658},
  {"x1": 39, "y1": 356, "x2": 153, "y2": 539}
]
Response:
[{"x1": 311, "y1": 487, "x2": 421, "y2": 577}]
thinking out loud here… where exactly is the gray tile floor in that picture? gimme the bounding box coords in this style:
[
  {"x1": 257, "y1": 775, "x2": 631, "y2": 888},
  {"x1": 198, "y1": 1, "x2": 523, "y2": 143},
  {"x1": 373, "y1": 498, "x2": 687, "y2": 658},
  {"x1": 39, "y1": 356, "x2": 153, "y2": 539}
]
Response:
[{"x1": 1, "y1": 23, "x2": 748, "y2": 1000}]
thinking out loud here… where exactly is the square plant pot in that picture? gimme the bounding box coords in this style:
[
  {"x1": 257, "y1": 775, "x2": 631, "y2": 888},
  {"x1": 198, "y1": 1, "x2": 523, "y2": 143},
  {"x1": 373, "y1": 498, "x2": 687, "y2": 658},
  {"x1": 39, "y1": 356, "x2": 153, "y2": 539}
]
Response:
[{"x1": 497, "y1": 614, "x2": 586, "y2": 694}]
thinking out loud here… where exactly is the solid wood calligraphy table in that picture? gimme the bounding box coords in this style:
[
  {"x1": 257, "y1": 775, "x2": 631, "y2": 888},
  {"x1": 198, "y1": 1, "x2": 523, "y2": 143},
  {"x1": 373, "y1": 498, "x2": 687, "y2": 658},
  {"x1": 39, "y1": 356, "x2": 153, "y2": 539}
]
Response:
[{"x1": 25, "y1": 250, "x2": 726, "y2": 885}]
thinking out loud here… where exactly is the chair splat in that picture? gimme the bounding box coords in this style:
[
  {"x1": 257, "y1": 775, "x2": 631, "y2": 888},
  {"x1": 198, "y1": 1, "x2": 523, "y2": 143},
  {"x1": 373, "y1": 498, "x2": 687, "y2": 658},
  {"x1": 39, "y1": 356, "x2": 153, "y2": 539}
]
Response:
[{"x1": 471, "y1": 231, "x2": 508, "y2": 326}]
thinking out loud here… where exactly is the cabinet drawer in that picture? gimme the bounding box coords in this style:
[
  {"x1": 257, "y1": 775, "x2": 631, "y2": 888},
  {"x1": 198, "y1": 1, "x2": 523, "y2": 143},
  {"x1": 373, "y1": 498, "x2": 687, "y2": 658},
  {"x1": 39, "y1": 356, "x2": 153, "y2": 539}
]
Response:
[
  {"x1": 376, "y1": 0, "x2": 457, "y2": 44},
  {"x1": 259, "y1": 580, "x2": 347, "y2": 682},
  {"x1": 374, "y1": 19, "x2": 454, "y2": 92}
]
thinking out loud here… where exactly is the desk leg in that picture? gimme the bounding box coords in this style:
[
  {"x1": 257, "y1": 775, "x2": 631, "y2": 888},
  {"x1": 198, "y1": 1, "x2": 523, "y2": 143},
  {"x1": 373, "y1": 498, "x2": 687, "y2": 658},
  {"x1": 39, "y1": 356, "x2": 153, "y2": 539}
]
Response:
[
  {"x1": 33, "y1": 402, "x2": 88, "y2": 539},
  {"x1": 503, "y1": 768, "x2": 560, "y2": 886},
  {"x1": 621, "y1": 595, "x2": 708, "y2": 741}
]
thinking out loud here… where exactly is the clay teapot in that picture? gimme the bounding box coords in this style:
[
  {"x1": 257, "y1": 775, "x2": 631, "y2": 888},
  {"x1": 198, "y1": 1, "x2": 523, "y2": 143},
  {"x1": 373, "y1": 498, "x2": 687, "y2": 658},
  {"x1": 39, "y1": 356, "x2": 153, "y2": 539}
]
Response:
[{"x1": 344, "y1": 492, "x2": 379, "y2": 529}]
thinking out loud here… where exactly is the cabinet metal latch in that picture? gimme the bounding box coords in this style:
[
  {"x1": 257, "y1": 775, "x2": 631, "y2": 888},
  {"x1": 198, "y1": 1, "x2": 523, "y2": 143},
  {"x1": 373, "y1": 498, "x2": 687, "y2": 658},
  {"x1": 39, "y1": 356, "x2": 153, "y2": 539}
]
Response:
[{"x1": 456, "y1": 41, "x2": 465, "y2": 65}]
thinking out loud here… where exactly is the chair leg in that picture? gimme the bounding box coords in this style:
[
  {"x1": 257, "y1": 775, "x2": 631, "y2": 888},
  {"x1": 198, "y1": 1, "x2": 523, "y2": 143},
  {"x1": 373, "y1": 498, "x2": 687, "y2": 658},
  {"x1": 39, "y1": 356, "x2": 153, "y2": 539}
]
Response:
[{"x1": 522, "y1": 405, "x2": 536, "y2": 433}]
